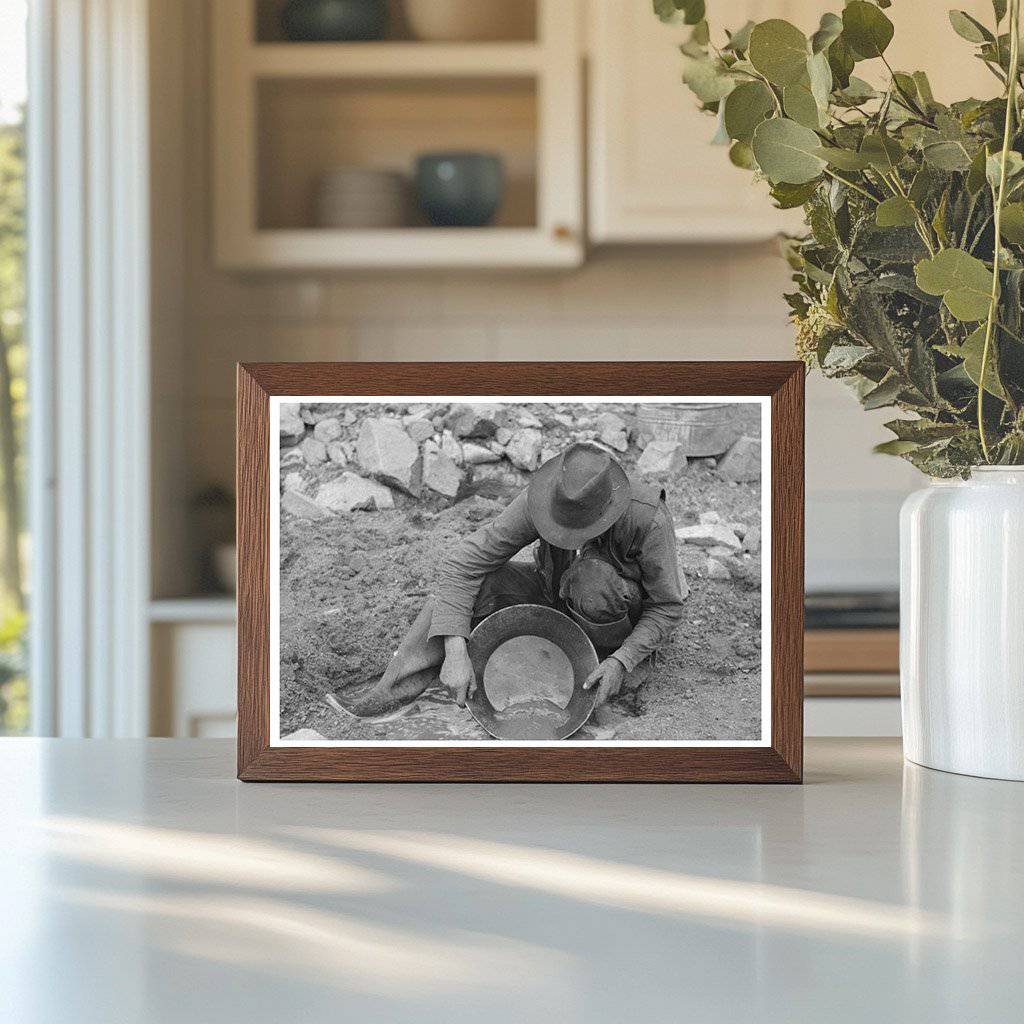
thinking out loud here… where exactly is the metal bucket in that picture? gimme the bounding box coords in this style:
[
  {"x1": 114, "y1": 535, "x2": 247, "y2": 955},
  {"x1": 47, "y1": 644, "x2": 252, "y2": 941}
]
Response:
[{"x1": 635, "y1": 403, "x2": 743, "y2": 457}]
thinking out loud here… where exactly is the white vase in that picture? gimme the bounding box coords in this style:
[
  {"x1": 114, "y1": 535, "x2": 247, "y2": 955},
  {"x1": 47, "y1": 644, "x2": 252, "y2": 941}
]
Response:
[{"x1": 900, "y1": 467, "x2": 1024, "y2": 780}]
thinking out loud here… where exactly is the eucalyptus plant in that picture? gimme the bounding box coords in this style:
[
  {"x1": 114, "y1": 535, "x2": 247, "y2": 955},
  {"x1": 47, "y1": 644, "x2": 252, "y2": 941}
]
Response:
[{"x1": 659, "y1": 0, "x2": 1024, "y2": 475}]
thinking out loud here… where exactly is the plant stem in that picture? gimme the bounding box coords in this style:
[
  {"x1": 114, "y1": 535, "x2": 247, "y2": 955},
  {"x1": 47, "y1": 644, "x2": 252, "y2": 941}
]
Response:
[
  {"x1": 979, "y1": 0, "x2": 1021, "y2": 463},
  {"x1": 821, "y1": 167, "x2": 879, "y2": 203}
]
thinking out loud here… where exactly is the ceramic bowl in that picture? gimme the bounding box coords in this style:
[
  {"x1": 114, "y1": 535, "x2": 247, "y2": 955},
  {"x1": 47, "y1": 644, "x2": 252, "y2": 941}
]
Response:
[
  {"x1": 404, "y1": 0, "x2": 534, "y2": 42},
  {"x1": 281, "y1": 0, "x2": 388, "y2": 42},
  {"x1": 414, "y1": 152, "x2": 504, "y2": 228}
]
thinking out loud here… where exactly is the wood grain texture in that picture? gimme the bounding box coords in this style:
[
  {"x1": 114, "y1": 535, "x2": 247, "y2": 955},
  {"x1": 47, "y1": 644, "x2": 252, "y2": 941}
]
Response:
[
  {"x1": 236, "y1": 361, "x2": 805, "y2": 782},
  {"x1": 804, "y1": 629, "x2": 899, "y2": 675}
]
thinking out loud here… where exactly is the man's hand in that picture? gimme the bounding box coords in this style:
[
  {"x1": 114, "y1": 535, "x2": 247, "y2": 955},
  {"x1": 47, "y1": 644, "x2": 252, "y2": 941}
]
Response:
[
  {"x1": 583, "y1": 657, "x2": 626, "y2": 706},
  {"x1": 440, "y1": 636, "x2": 477, "y2": 707}
]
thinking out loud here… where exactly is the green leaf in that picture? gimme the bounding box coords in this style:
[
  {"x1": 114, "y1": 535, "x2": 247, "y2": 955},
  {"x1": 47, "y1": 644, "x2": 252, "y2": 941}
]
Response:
[
  {"x1": 810, "y1": 12, "x2": 843, "y2": 54},
  {"x1": 836, "y1": 75, "x2": 877, "y2": 104},
  {"x1": 885, "y1": 418, "x2": 963, "y2": 443},
  {"x1": 875, "y1": 196, "x2": 918, "y2": 228},
  {"x1": 915, "y1": 249, "x2": 994, "y2": 321},
  {"x1": 728, "y1": 140, "x2": 758, "y2": 169},
  {"x1": 814, "y1": 146, "x2": 872, "y2": 170},
  {"x1": 874, "y1": 439, "x2": 921, "y2": 455},
  {"x1": 923, "y1": 141, "x2": 973, "y2": 171},
  {"x1": 912, "y1": 71, "x2": 935, "y2": 105},
  {"x1": 1000, "y1": 202, "x2": 1024, "y2": 242},
  {"x1": 862, "y1": 374, "x2": 902, "y2": 409},
  {"x1": 967, "y1": 143, "x2": 993, "y2": 193},
  {"x1": 681, "y1": 55, "x2": 736, "y2": 103},
  {"x1": 654, "y1": 0, "x2": 705, "y2": 25},
  {"x1": 770, "y1": 179, "x2": 820, "y2": 209},
  {"x1": 986, "y1": 150, "x2": 1024, "y2": 190},
  {"x1": 724, "y1": 20, "x2": 755, "y2": 53},
  {"x1": 993, "y1": 0, "x2": 1008, "y2": 24},
  {"x1": 827, "y1": 35, "x2": 855, "y2": 89},
  {"x1": 748, "y1": 19, "x2": 810, "y2": 87},
  {"x1": 948, "y1": 10, "x2": 993, "y2": 44},
  {"x1": 860, "y1": 133, "x2": 905, "y2": 173},
  {"x1": 842, "y1": 1, "x2": 894, "y2": 59},
  {"x1": 783, "y1": 83, "x2": 822, "y2": 128},
  {"x1": 807, "y1": 51, "x2": 833, "y2": 110},
  {"x1": 723, "y1": 81, "x2": 775, "y2": 143},
  {"x1": 909, "y1": 165, "x2": 936, "y2": 205},
  {"x1": 752, "y1": 117, "x2": 827, "y2": 184},
  {"x1": 958, "y1": 324, "x2": 1007, "y2": 398}
]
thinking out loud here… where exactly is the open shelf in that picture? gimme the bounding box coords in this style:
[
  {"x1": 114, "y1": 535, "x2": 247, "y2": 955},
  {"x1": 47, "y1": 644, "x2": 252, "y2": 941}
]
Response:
[
  {"x1": 257, "y1": 76, "x2": 537, "y2": 232},
  {"x1": 213, "y1": 0, "x2": 581, "y2": 268},
  {"x1": 249, "y1": 42, "x2": 544, "y2": 78}
]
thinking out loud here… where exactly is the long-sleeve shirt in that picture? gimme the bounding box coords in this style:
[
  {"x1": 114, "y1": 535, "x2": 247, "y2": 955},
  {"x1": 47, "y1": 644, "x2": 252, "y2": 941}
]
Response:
[{"x1": 428, "y1": 486, "x2": 688, "y2": 672}]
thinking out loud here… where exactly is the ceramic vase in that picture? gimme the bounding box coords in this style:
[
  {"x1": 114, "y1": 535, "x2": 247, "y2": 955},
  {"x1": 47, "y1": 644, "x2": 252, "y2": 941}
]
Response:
[{"x1": 900, "y1": 467, "x2": 1024, "y2": 780}]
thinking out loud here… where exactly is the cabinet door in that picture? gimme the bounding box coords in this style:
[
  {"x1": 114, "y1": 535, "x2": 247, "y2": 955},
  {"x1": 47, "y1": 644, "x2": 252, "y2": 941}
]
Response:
[
  {"x1": 588, "y1": 1, "x2": 1003, "y2": 245},
  {"x1": 588, "y1": 1, "x2": 815, "y2": 243}
]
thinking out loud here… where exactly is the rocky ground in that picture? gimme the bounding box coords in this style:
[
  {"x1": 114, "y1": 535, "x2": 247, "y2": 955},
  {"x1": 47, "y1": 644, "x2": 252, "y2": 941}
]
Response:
[{"x1": 278, "y1": 401, "x2": 763, "y2": 742}]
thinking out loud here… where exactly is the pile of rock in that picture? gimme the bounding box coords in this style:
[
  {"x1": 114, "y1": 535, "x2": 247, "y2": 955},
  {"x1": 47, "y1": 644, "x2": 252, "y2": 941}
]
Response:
[
  {"x1": 675, "y1": 511, "x2": 761, "y2": 581},
  {"x1": 280, "y1": 401, "x2": 761, "y2": 519}
]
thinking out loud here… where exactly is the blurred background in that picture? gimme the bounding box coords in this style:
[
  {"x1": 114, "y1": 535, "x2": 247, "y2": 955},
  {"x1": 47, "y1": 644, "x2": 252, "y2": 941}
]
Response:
[{"x1": 0, "y1": 0, "x2": 999, "y2": 740}]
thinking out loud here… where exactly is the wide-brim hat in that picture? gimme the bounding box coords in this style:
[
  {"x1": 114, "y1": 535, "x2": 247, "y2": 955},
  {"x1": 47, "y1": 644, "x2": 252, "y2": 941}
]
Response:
[
  {"x1": 527, "y1": 442, "x2": 631, "y2": 549},
  {"x1": 466, "y1": 604, "x2": 599, "y2": 740}
]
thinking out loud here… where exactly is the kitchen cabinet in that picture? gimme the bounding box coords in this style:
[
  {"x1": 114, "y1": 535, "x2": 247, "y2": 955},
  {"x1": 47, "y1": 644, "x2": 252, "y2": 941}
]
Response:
[
  {"x1": 211, "y1": 0, "x2": 583, "y2": 269},
  {"x1": 587, "y1": 0, "x2": 999, "y2": 244}
]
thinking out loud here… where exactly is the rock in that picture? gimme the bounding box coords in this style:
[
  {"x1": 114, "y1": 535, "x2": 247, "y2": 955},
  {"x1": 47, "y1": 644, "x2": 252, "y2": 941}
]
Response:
[
  {"x1": 636, "y1": 440, "x2": 687, "y2": 477},
  {"x1": 406, "y1": 418, "x2": 434, "y2": 444},
  {"x1": 423, "y1": 451, "x2": 463, "y2": 498},
  {"x1": 495, "y1": 426, "x2": 513, "y2": 446},
  {"x1": 317, "y1": 473, "x2": 395, "y2": 512},
  {"x1": 699, "y1": 511, "x2": 722, "y2": 525},
  {"x1": 279, "y1": 403, "x2": 306, "y2": 446},
  {"x1": 326, "y1": 442, "x2": 347, "y2": 464},
  {"x1": 487, "y1": 439, "x2": 507, "y2": 456},
  {"x1": 505, "y1": 428, "x2": 544, "y2": 471},
  {"x1": 283, "y1": 471, "x2": 305, "y2": 493},
  {"x1": 518, "y1": 412, "x2": 543, "y2": 428},
  {"x1": 540, "y1": 447, "x2": 559, "y2": 465},
  {"x1": 742, "y1": 526, "x2": 761, "y2": 554},
  {"x1": 348, "y1": 551, "x2": 369, "y2": 571},
  {"x1": 675, "y1": 524, "x2": 742, "y2": 550},
  {"x1": 282, "y1": 728, "x2": 327, "y2": 741},
  {"x1": 552, "y1": 413, "x2": 574, "y2": 428},
  {"x1": 402, "y1": 405, "x2": 431, "y2": 423},
  {"x1": 576, "y1": 416, "x2": 594, "y2": 429},
  {"x1": 698, "y1": 457, "x2": 717, "y2": 469},
  {"x1": 357, "y1": 417, "x2": 422, "y2": 495},
  {"x1": 281, "y1": 447, "x2": 304, "y2": 470},
  {"x1": 729, "y1": 522, "x2": 749, "y2": 540},
  {"x1": 281, "y1": 490, "x2": 328, "y2": 520},
  {"x1": 300, "y1": 437, "x2": 328, "y2": 466},
  {"x1": 706, "y1": 557, "x2": 732, "y2": 580},
  {"x1": 462, "y1": 442, "x2": 500, "y2": 465},
  {"x1": 313, "y1": 417, "x2": 342, "y2": 443},
  {"x1": 449, "y1": 403, "x2": 504, "y2": 439},
  {"x1": 717, "y1": 435, "x2": 761, "y2": 483},
  {"x1": 301, "y1": 403, "x2": 345, "y2": 425},
  {"x1": 440, "y1": 430, "x2": 464, "y2": 466},
  {"x1": 707, "y1": 545, "x2": 735, "y2": 559},
  {"x1": 596, "y1": 412, "x2": 628, "y2": 452}
]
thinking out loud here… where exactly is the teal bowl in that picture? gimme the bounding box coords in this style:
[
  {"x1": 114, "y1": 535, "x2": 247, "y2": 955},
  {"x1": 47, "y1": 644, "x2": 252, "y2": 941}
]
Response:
[
  {"x1": 281, "y1": 0, "x2": 388, "y2": 42},
  {"x1": 415, "y1": 152, "x2": 505, "y2": 228}
]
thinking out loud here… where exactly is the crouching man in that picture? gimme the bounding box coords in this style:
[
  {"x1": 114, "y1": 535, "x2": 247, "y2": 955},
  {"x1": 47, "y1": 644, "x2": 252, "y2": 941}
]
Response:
[{"x1": 350, "y1": 442, "x2": 687, "y2": 715}]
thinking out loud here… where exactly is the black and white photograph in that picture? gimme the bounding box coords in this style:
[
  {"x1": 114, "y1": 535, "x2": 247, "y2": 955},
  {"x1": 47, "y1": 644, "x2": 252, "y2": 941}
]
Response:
[{"x1": 271, "y1": 397, "x2": 769, "y2": 745}]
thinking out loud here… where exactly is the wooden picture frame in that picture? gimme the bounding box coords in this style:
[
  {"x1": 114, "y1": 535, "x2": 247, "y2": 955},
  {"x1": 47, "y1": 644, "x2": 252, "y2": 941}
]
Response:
[{"x1": 237, "y1": 362, "x2": 804, "y2": 782}]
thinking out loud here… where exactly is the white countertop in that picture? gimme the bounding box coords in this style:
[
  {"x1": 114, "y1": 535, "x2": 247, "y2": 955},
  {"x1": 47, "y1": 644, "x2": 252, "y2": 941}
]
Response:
[{"x1": 1, "y1": 738, "x2": 1021, "y2": 1023}]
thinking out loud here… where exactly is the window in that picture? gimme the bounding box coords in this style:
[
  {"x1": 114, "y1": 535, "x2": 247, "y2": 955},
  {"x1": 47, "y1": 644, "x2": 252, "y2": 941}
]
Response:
[{"x1": 0, "y1": 0, "x2": 28, "y2": 734}]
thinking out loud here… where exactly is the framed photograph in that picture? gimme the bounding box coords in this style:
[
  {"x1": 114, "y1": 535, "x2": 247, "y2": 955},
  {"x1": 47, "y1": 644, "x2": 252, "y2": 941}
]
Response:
[{"x1": 237, "y1": 362, "x2": 804, "y2": 782}]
